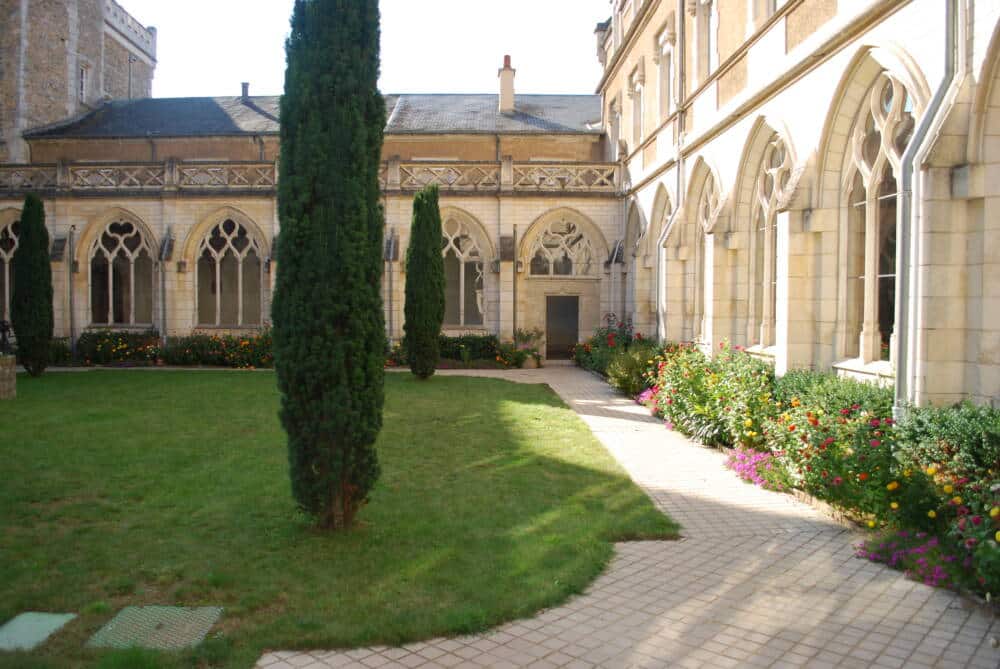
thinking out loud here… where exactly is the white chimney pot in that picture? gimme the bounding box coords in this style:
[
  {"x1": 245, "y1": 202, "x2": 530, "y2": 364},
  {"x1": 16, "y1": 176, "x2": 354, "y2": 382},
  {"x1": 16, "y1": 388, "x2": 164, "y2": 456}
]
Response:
[{"x1": 498, "y1": 55, "x2": 515, "y2": 113}]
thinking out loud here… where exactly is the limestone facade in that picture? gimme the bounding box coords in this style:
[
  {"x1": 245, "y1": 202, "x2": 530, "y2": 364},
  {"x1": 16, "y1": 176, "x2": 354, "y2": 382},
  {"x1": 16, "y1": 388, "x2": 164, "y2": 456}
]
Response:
[{"x1": 600, "y1": 0, "x2": 1000, "y2": 407}]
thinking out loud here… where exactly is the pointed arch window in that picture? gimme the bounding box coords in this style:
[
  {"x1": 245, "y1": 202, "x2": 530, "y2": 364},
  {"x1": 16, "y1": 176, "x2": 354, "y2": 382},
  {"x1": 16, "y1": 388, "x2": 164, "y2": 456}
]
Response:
[
  {"x1": 748, "y1": 136, "x2": 791, "y2": 347},
  {"x1": 693, "y1": 174, "x2": 719, "y2": 342},
  {"x1": 842, "y1": 74, "x2": 915, "y2": 363},
  {"x1": 197, "y1": 219, "x2": 264, "y2": 327},
  {"x1": 90, "y1": 220, "x2": 154, "y2": 325},
  {"x1": 529, "y1": 218, "x2": 597, "y2": 277},
  {"x1": 442, "y1": 217, "x2": 485, "y2": 327},
  {"x1": 0, "y1": 219, "x2": 18, "y2": 322},
  {"x1": 655, "y1": 23, "x2": 676, "y2": 121}
]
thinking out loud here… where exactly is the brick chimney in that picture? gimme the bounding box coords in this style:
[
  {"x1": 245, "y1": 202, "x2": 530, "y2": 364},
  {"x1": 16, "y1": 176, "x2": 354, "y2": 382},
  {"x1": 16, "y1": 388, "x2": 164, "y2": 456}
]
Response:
[{"x1": 498, "y1": 55, "x2": 515, "y2": 113}]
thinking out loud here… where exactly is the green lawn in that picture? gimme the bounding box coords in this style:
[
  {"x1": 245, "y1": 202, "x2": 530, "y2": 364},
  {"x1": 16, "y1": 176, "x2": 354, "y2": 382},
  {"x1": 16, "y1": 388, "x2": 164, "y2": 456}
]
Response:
[{"x1": 0, "y1": 371, "x2": 677, "y2": 669}]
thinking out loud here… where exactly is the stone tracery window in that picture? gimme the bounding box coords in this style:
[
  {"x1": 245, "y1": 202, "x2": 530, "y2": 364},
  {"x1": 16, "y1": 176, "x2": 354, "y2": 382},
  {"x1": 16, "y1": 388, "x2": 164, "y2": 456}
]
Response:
[
  {"x1": 0, "y1": 219, "x2": 18, "y2": 322},
  {"x1": 90, "y1": 220, "x2": 154, "y2": 325},
  {"x1": 529, "y1": 218, "x2": 596, "y2": 277},
  {"x1": 691, "y1": 173, "x2": 720, "y2": 342},
  {"x1": 197, "y1": 219, "x2": 263, "y2": 327},
  {"x1": 441, "y1": 217, "x2": 484, "y2": 327},
  {"x1": 748, "y1": 136, "x2": 791, "y2": 348},
  {"x1": 843, "y1": 73, "x2": 915, "y2": 363}
]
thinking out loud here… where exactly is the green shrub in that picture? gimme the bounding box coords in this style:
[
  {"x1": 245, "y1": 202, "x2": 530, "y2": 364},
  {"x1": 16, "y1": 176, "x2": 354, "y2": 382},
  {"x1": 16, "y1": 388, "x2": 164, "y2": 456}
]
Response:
[
  {"x1": 10, "y1": 193, "x2": 53, "y2": 376},
  {"x1": 49, "y1": 338, "x2": 71, "y2": 365},
  {"x1": 272, "y1": 0, "x2": 385, "y2": 528},
  {"x1": 895, "y1": 402, "x2": 1000, "y2": 486},
  {"x1": 404, "y1": 185, "x2": 445, "y2": 379},
  {"x1": 496, "y1": 341, "x2": 528, "y2": 368},
  {"x1": 161, "y1": 330, "x2": 273, "y2": 368},
  {"x1": 439, "y1": 334, "x2": 499, "y2": 360},
  {"x1": 606, "y1": 341, "x2": 658, "y2": 397},
  {"x1": 76, "y1": 330, "x2": 160, "y2": 365},
  {"x1": 774, "y1": 369, "x2": 893, "y2": 416}
]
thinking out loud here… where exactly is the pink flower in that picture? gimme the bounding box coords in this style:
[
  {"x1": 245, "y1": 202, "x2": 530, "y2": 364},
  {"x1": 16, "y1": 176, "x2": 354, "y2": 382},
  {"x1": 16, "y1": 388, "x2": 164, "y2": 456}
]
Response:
[
  {"x1": 832, "y1": 476, "x2": 843, "y2": 486},
  {"x1": 870, "y1": 418, "x2": 881, "y2": 428},
  {"x1": 870, "y1": 440, "x2": 881, "y2": 448}
]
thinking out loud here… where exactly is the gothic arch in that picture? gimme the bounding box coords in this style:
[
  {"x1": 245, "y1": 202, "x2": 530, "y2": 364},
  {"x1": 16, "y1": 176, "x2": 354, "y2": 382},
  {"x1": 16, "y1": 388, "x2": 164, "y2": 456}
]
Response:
[
  {"x1": 519, "y1": 207, "x2": 610, "y2": 272},
  {"x1": 180, "y1": 206, "x2": 270, "y2": 266},
  {"x1": 650, "y1": 182, "x2": 674, "y2": 249},
  {"x1": 75, "y1": 207, "x2": 158, "y2": 267},
  {"x1": 816, "y1": 45, "x2": 931, "y2": 209},
  {"x1": 439, "y1": 207, "x2": 494, "y2": 260}
]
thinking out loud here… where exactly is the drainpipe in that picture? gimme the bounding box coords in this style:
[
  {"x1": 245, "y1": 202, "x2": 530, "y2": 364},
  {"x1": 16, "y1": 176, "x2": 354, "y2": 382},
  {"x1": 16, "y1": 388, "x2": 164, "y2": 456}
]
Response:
[
  {"x1": 894, "y1": 0, "x2": 957, "y2": 416},
  {"x1": 159, "y1": 230, "x2": 170, "y2": 345},
  {"x1": 512, "y1": 224, "x2": 518, "y2": 337},
  {"x1": 68, "y1": 225, "x2": 76, "y2": 360}
]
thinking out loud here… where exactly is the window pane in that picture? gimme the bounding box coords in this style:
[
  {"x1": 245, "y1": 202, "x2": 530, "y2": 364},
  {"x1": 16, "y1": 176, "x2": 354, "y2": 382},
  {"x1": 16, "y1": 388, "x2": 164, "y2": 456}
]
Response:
[
  {"x1": 443, "y1": 249, "x2": 461, "y2": 325},
  {"x1": 767, "y1": 215, "x2": 777, "y2": 346},
  {"x1": 464, "y1": 261, "x2": 483, "y2": 326},
  {"x1": 845, "y1": 173, "x2": 866, "y2": 357},
  {"x1": 197, "y1": 251, "x2": 215, "y2": 325},
  {"x1": 530, "y1": 250, "x2": 550, "y2": 276},
  {"x1": 553, "y1": 252, "x2": 573, "y2": 276},
  {"x1": 91, "y1": 254, "x2": 109, "y2": 324},
  {"x1": 752, "y1": 211, "x2": 764, "y2": 345},
  {"x1": 878, "y1": 171, "x2": 897, "y2": 360},
  {"x1": 243, "y1": 250, "x2": 262, "y2": 326},
  {"x1": 134, "y1": 250, "x2": 153, "y2": 324},
  {"x1": 112, "y1": 252, "x2": 130, "y2": 324},
  {"x1": 220, "y1": 251, "x2": 239, "y2": 325}
]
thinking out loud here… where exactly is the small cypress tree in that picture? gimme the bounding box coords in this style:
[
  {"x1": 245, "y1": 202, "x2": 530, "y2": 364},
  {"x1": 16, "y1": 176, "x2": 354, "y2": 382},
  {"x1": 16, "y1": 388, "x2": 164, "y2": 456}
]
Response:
[
  {"x1": 11, "y1": 193, "x2": 52, "y2": 377},
  {"x1": 272, "y1": 0, "x2": 385, "y2": 530},
  {"x1": 404, "y1": 185, "x2": 445, "y2": 379}
]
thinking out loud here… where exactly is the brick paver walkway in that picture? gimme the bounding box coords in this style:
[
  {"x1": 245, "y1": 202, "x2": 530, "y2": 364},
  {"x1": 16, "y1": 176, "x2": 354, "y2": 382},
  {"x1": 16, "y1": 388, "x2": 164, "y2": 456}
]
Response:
[{"x1": 257, "y1": 365, "x2": 999, "y2": 669}]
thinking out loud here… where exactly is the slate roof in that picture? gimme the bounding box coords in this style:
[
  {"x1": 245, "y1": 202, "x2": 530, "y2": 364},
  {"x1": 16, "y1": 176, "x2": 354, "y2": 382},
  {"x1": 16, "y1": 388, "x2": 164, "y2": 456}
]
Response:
[{"x1": 25, "y1": 93, "x2": 603, "y2": 139}]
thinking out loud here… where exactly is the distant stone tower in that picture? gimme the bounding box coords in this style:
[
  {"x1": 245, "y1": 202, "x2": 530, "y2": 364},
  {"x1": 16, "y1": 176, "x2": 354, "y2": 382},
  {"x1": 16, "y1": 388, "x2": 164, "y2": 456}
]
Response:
[{"x1": 0, "y1": 0, "x2": 157, "y2": 163}]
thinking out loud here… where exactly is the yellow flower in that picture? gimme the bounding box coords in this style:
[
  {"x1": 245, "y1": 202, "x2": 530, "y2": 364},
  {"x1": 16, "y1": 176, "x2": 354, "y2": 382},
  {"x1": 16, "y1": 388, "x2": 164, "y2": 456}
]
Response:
[
  {"x1": 943, "y1": 484, "x2": 954, "y2": 494},
  {"x1": 744, "y1": 419, "x2": 753, "y2": 428},
  {"x1": 996, "y1": 530, "x2": 1000, "y2": 543},
  {"x1": 903, "y1": 469, "x2": 912, "y2": 478},
  {"x1": 867, "y1": 520, "x2": 876, "y2": 528},
  {"x1": 952, "y1": 496, "x2": 963, "y2": 505},
  {"x1": 845, "y1": 448, "x2": 854, "y2": 456},
  {"x1": 926, "y1": 466, "x2": 937, "y2": 476},
  {"x1": 990, "y1": 507, "x2": 999, "y2": 519},
  {"x1": 890, "y1": 502, "x2": 899, "y2": 510},
  {"x1": 928, "y1": 510, "x2": 937, "y2": 519},
  {"x1": 886, "y1": 481, "x2": 899, "y2": 491}
]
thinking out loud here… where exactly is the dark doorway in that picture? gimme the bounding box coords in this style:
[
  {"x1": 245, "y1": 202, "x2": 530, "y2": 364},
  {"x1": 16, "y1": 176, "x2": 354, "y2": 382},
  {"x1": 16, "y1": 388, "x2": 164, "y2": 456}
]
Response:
[{"x1": 546, "y1": 296, "x2": 579, "y2": 359}]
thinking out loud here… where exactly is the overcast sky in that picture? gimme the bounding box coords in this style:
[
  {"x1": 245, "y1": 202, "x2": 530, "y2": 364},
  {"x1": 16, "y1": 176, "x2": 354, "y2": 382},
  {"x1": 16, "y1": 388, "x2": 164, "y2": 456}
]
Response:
[{"x1": 120, "y1": 0, "x2": 612, "y2": 98}]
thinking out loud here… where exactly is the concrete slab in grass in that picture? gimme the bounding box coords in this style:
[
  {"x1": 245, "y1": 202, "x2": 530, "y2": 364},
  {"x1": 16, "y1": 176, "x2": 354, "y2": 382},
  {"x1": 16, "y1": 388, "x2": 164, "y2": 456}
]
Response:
[
  {"x1": 0, "y1": 612, "x2": 76, "y2": 651},
  {"x1": 87, "y1": 606, "x2": 222, "y2": 650}
]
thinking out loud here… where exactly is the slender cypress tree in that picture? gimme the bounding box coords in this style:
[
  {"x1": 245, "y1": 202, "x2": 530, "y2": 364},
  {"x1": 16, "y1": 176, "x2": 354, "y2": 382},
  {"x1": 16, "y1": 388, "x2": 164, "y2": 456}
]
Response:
[
  {"x1": 10, "y1": 194, "x2": 52, "y2": 377},
  {"x1": 404, "y1": 186, "x2": 445, "y2": 379},
  {"x1": 272, "y1": 0, "x2": 386, "y2": 530}
]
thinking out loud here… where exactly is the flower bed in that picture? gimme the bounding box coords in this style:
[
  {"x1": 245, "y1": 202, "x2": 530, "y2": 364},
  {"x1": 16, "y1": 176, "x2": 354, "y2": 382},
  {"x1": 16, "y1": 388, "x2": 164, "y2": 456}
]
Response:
[{"x1": 634, "y1": 341, "x2": 1000, "y2": 597}]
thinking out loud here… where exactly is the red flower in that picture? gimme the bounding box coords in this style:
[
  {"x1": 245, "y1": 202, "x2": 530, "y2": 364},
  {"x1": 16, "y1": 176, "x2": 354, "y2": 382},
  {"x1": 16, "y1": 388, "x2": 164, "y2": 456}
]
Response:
[
  {"x1": 870, "y1": 440, "x2": 881, "y2": 448},
  {"x1": 870, "y1": 418, "x2": 881, "y2": 428},
  {"x1": 858, "y1": 472, "x2": 870, "y2": 482},
  {"x1": 788, "y1": 425, "x2": 796, "y2": 432},
  {"x1": 840, "y1": 408, "x2": 851, "y2": 416}
]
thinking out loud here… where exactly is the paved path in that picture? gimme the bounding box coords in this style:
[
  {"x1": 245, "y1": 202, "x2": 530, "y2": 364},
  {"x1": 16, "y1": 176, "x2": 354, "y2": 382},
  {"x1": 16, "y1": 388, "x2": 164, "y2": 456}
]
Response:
[{"x1": 258, "y1": 366, "x2": 1000, "y2": 669}]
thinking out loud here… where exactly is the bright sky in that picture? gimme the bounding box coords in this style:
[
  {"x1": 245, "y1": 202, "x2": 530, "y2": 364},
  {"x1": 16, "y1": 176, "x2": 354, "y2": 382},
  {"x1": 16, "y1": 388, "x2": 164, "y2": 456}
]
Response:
[{"x1": 121, "y1": 0, "x2": 612, "y2": 99}]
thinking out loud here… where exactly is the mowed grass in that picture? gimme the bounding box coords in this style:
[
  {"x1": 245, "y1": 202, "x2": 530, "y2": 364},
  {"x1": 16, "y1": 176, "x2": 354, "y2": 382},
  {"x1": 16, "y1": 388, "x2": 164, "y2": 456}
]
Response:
[{"x1": 0, "y1": 370, "x2": 677, "y2": 669}]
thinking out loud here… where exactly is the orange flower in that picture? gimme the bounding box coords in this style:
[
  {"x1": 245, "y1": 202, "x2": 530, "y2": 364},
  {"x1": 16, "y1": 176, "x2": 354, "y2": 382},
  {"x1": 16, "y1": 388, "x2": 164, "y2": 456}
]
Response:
[{"x1": 858, "y1": 472, "x2": 869, "y2": 482}]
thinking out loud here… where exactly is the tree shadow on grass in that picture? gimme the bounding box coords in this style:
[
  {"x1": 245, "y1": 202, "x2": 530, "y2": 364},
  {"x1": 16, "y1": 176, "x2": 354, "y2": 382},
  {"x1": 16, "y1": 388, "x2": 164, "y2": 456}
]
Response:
[{"x1": 0, "y1": 370, "x2": 676, "y2": 668}]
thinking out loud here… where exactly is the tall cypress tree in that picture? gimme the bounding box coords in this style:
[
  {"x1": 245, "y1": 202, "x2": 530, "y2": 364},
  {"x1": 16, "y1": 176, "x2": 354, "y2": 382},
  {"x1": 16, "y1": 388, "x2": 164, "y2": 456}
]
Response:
[
  {"x1": 404, "y1": 185, "x2": 445, "y2": 379},
  {"x1": 273, "y1": 0, "x2": 386, "y2": 530},
  {"x1": 11, "y1": 193, "x2": 53, "y2": 377}
]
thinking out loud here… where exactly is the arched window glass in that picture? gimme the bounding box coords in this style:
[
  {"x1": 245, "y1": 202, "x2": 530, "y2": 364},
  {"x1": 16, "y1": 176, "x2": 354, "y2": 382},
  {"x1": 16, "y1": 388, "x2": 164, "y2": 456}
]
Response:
[
  {"x1": 693, "y1": 174, "x2": 720, "y2": 342},
  {"x1": 529, "y1": 218, "x2": 596, "y2": 277},
  {"x1": 90, "y1": 220, "x2": 154, "y2": 325},
  {"x1": 197, "y1": 219, "x2": 264, "y2": 327},
  {"x1": 441, "y1": 218, "x2": 484, "y2": 327},
  {"x1": 842, "y1": 74, "x2": 913, "y2": 363},
  {"x1": 748, "y1": 136, "x2": 790, "y2": 347},
  {"x1": 0, "y1": 219, "x2": 19, "y2": 322}
]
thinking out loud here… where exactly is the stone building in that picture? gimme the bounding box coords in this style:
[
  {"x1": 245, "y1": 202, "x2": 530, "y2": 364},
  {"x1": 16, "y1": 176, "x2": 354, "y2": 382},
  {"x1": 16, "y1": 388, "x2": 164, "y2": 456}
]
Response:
[
  {"x1": 601, "y1": 0, "x2": 1000, "y2": 408},
  {"x1": 1, "y1": 0, "x2": 999, "y2": 407}
]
